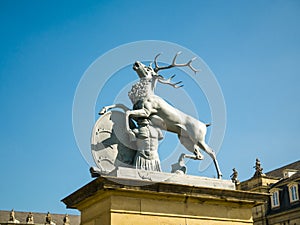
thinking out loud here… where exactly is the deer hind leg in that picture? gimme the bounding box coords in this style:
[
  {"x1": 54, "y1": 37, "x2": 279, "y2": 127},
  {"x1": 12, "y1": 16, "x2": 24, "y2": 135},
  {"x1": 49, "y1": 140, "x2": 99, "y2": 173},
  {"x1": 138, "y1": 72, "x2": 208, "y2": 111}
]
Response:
[
  {"x1": 178, "y1": 135, "x2": 204, "y2": 160},
  {"x1": 197, "y1": 141, "x2": 222, "y2": 179}
]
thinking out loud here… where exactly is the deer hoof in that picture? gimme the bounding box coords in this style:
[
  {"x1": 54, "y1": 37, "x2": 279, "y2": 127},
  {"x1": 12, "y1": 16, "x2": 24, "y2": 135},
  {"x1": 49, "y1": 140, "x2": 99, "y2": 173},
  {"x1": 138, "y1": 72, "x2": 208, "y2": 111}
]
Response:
[
  {"x1": 99, "y1": 107, "x2": 107, "y2": 115},
  {"x1": 194, "y1": 149, "x2": 204, "y2": 160}
]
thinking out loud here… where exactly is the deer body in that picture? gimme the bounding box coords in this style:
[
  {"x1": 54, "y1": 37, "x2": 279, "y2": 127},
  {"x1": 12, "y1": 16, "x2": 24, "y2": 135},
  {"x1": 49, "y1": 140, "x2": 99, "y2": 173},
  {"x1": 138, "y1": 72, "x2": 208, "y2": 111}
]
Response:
[{"x1": 129, "y1": 94, "x2": 207, "y2": 140}]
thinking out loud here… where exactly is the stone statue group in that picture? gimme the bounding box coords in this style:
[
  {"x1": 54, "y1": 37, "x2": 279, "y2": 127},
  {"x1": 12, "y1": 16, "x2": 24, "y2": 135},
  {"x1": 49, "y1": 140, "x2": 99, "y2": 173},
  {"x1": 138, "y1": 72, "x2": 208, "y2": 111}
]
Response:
[{"x1": 95, "y1": 52, "x2": 222, "y2": 179}]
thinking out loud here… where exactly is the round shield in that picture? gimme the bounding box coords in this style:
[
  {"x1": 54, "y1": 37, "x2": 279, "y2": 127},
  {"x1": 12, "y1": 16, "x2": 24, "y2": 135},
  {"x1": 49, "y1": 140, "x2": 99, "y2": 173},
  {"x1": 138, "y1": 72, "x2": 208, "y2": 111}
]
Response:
[{"x1": 91, "y1": 110, "x2": 137, "y2": 174}]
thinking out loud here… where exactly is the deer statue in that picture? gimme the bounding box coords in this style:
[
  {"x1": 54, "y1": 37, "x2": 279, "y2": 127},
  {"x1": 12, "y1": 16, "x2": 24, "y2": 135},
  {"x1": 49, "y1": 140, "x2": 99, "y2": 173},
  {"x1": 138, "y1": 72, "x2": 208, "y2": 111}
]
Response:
[{"x1": 100, "y1": 52, "x2": 223, "y2": 178}]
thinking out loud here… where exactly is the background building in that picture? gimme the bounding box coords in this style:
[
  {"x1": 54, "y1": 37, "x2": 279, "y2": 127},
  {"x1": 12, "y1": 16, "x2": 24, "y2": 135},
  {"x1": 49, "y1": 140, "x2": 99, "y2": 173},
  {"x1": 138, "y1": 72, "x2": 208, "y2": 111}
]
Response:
[{"x1": 238, "y1": 160, "x2": 300, "y2": 225}]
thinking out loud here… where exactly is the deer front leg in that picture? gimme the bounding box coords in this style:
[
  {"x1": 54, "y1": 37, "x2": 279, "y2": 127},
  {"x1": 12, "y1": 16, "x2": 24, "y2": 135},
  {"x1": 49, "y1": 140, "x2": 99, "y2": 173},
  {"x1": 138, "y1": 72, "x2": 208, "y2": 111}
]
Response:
[{"x1": 99, "y1": 104, "x2": 130, "y2": 115}]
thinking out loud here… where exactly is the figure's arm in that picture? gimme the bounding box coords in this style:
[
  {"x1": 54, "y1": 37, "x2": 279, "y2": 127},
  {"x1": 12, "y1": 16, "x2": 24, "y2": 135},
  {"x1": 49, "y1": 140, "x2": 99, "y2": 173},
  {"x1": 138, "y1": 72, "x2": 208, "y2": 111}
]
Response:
[
  {"x1": 128, "y1": 128, "x2": 139, "y2": 142},
  {"x1": 99, "y1": 104, "x2": 130, "y2": 115}
]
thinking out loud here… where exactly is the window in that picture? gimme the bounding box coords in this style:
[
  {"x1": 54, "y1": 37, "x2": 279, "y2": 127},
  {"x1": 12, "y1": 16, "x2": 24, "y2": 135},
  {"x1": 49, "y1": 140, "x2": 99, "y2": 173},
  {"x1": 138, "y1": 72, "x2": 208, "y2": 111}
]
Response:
[
  {"x1": 270, "y1": 189, "x2": 280, "y2": 208},
  {"x1": 288, "y1": 183, "x2": 299, "y2": 203}
]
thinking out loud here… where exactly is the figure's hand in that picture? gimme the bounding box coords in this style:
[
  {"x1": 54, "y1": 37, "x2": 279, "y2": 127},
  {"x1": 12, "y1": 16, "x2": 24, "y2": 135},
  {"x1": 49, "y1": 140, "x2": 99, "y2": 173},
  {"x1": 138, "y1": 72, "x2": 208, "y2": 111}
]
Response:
[{"x1": 99, "y1": 107, "x2": 107, "y2": 115}]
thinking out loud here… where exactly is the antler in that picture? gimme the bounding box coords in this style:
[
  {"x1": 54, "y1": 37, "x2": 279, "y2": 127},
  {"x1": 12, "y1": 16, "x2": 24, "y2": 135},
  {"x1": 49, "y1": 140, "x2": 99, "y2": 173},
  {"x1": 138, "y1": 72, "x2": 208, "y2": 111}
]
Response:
[
  {"x1": 154, "y1": 52, "x2": 198, "y2": 74},
  {"x1": 157, "y1": 74, "x2": 183, "y2": 88}
]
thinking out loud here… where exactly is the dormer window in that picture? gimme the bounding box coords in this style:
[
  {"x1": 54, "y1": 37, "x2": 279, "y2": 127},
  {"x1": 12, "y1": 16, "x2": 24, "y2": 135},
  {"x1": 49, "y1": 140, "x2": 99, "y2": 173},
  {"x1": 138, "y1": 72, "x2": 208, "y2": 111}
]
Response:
[
  {"x1": 283, "y1": 169, "x2": 298, "y2": 179},
  {"x1": 270, "y1": 189, "x2": 280, "y2": 208},
  {"x1": 288, "y1": 183, "x2": 299, "y2": 203}
]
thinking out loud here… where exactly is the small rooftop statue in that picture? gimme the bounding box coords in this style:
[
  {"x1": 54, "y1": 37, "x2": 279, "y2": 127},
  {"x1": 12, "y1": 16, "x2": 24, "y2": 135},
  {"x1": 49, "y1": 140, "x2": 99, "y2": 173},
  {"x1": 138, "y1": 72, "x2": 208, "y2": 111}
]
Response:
[
  {"x1": 63, "y1": 214, "x2": 70, "y2": 225},
  {"x1": 26, "y1": 212, "x2": 34, "y2": 224},
  {"x1": 253, "y1": 158, "x2": 264, "y2": 177},
  {"x1": 8, "y1": 209, "x2": 20, "y2": 223},
  {"x1": 45, "y1": 212, "x2": 56, "y2": 225},
  {"x1": 230, "y1": 168, "x2": 239, "y2": 185},
  {"x1": 91, "y1": 52, "x2": 222, "y2": 179}
]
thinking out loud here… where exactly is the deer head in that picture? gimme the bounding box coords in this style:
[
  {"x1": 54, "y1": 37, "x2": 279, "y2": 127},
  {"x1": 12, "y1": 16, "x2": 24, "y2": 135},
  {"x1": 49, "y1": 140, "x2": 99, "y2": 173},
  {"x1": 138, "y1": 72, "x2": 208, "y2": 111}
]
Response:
[
  {"x1": 132, "y1": 52, "x2": 198, "y2": 88},
  {"x1": 133, "y1": 61, "x2": 155, "y2": 79}
]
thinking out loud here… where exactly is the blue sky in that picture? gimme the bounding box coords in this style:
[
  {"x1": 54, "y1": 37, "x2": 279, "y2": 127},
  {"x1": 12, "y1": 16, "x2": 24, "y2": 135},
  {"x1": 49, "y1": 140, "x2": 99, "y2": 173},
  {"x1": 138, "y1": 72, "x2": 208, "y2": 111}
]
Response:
[{"x1": 0, "y1": 0, "x2": 300, "y2": 215}]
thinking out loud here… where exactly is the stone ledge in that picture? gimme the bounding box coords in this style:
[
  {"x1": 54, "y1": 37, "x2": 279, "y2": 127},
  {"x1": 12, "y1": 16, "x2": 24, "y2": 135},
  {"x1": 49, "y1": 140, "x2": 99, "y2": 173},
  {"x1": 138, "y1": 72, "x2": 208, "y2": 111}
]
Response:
[
  {"x1": 62, "y1": 176, "x2": 269, "y2": 210},
  {"x1": 110, "y1": 167, "x2": 235, "y2": 190}
]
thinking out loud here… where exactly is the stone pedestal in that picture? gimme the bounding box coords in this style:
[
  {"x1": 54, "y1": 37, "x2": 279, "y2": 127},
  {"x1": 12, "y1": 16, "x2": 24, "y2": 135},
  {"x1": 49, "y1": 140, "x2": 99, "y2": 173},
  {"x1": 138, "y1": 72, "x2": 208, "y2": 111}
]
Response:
[{"x1": 62, "y1": 175, "x2": 269, "y2": 225}]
